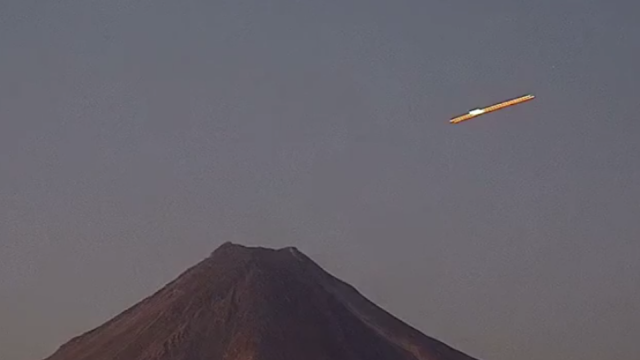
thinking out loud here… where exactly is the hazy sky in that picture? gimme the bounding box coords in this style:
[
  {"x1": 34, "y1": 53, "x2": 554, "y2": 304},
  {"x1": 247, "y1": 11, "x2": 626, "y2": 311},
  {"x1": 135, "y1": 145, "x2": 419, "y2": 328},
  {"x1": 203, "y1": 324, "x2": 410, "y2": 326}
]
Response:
[{"x1": 1, "y1": 1, "x2": 639, "y2": 359}]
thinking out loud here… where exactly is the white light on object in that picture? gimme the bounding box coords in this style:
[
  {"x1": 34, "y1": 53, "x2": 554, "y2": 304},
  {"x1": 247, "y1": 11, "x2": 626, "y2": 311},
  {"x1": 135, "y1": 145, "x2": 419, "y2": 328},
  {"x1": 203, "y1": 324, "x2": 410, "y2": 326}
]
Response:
[{"x1": 468, "y1": 109, "x2": 485, "y2": 115}]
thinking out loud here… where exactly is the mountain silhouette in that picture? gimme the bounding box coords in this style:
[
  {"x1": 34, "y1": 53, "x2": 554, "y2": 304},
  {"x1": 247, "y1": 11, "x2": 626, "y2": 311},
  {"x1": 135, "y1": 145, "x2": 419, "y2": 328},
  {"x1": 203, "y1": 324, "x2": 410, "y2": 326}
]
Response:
[{"x1": 43, "y1": 242, "x2": 480, "y2": 360}]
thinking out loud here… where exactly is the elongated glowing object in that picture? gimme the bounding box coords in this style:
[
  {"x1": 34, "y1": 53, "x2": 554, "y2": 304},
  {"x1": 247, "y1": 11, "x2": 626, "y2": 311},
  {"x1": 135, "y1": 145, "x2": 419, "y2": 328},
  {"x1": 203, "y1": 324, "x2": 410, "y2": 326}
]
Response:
[{"x1": 450, "y1": 94, "x2": 535, "y2": 124}]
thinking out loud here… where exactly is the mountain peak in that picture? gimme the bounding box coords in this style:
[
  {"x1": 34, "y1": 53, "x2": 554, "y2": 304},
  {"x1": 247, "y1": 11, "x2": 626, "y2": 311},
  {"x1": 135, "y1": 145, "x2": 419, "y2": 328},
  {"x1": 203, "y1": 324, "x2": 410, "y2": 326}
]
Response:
[
  {"x1": 209, "y1": 242, "x2": 302, "y2": 259},
  {"x1": 43, "y1": 243, "x2": 480, "y2": 360},
  {"x1": 206, "y1": 243, "x2": 310, "y2": 274}
]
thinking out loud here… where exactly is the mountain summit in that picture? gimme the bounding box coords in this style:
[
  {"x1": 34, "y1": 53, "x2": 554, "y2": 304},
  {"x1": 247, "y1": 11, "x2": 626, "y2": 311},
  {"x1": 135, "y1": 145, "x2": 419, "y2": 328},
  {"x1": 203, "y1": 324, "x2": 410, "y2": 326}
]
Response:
[{"x1": 43, "y1": 243, "x2": 480, "y2": 360}]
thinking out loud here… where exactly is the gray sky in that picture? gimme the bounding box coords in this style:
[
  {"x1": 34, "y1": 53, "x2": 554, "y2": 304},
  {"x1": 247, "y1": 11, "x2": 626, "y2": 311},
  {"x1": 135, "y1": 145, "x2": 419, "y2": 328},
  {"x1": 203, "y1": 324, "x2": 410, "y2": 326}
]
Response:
[{"x1": 1, "y1": 1, "x2": 639, "y2": 359}]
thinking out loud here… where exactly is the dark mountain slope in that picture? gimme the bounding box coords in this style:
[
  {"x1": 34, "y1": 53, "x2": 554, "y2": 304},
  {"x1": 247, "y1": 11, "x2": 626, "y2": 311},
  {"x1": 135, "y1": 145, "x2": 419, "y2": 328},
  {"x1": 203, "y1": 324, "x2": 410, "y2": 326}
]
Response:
[{"x1": 43, "y1": 242, "x2": 481, "y2": 360}]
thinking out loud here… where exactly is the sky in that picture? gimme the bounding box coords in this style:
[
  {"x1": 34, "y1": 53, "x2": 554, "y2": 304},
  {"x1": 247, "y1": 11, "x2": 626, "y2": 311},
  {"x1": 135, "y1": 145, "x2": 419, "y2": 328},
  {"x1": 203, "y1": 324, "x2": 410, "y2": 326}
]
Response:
[{"x1": 1, "y1": 1, "x2": 639, "y2": 359}]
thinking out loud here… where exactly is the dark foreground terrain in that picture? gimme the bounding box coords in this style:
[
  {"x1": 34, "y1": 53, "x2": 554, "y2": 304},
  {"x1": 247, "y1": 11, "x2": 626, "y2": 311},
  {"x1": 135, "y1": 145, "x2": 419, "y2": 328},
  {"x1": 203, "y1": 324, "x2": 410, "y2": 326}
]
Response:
[{"x1": 44, "y1": 243, "x2": 480, "y2": 360}]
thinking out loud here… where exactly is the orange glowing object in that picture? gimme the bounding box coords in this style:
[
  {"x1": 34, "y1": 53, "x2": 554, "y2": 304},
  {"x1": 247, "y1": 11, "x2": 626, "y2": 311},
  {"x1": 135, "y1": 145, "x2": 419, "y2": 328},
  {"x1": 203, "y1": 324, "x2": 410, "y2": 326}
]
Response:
[{"x1": 450, "y1": 94, "x2": 535, "y2": 124}]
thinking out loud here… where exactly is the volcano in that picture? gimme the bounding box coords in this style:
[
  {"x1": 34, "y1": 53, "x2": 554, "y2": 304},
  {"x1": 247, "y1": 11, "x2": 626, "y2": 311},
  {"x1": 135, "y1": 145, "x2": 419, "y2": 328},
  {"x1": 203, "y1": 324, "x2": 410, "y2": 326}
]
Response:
[{"x1": 43, "y1": 242, "x2": 480, "y2": 360}]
